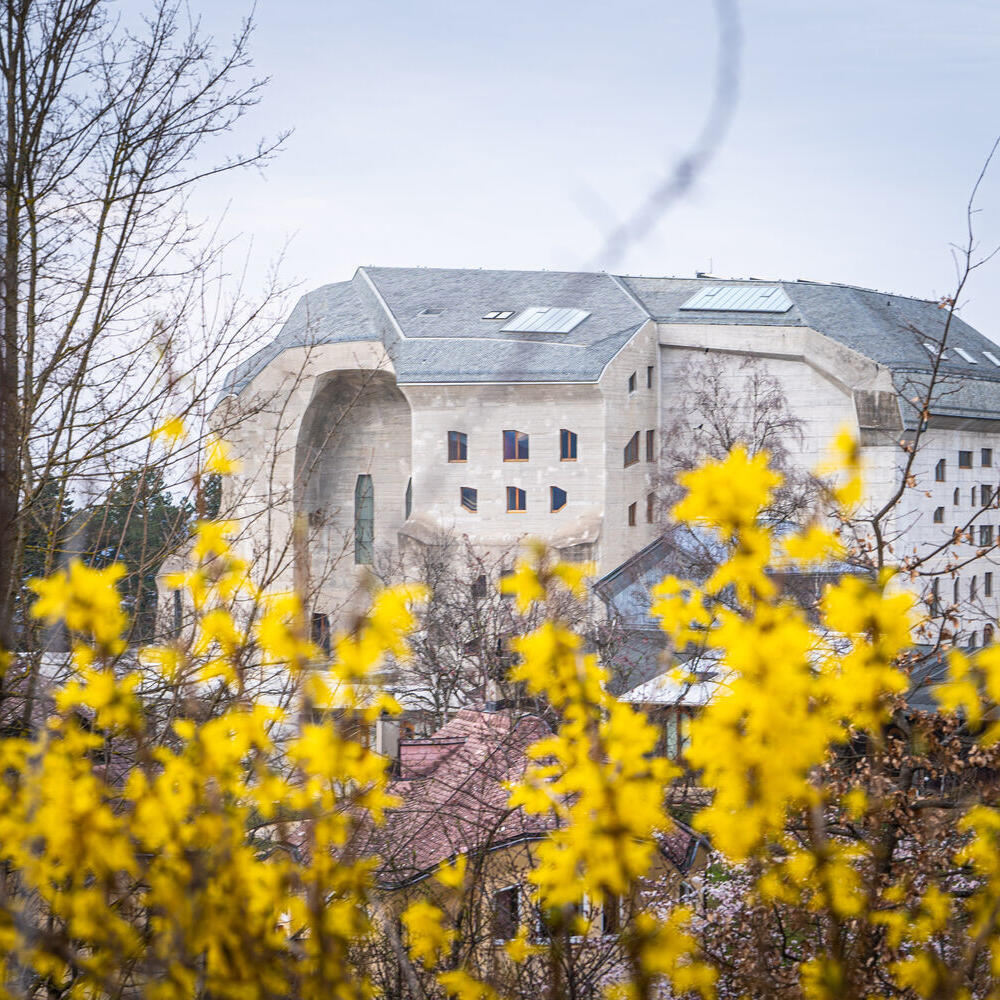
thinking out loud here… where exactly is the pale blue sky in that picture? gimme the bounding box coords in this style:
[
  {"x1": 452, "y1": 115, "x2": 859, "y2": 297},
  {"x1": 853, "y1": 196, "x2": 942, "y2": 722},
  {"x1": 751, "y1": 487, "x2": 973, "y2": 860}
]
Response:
[{"x1": 190, "y1": 0, "x2": 1000, "y2": 337}]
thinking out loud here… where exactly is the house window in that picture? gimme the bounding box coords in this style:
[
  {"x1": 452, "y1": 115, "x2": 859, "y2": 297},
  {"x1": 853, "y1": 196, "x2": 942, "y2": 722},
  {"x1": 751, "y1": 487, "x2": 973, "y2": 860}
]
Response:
[
  {"x1": 628, "y1": 501, "x2": 637, "y2": 527},
  {"x1": 972, "y1": 577, "x2": 978, "y2": 599},
  {"x1": 472, "y1": 574, "x2": 487, "y2": 600},
  {"x1": 550, "y1": 486, "x2": 567, "y2": 512},
  {"x1": 935, "y1": 458, "x2": 946, "y2": 481},
  {"x1": 930, "y1": 578, "x2": 940, "y2": 614},
  {"x1": 503, "y1": 430, "x2": 529, "y2": 461},
  {"x1": 310, "y1": 613, "x2": 331, "y2": 656},
  {"x1": 354, "y1": 474, "x2": 374, "y2": 565},
  {"x1": 954, "y1": 578, "x2": 960, "y2": 603},
  {"x1": 960, "y1": 450, "x2": 973, "y2": 468},
  {"x1": 448, "y1": 431, "x2": 468, "y2": 462},
  {"x1": 624, "y1": 432, "x2": 640, "y2": 467},
  {"x1": 493, "y1": 886, "x2": 519, "y2": 941},
  {"x1": 560, "y1": 428, "x2": 578, "y2": 461},
  {"x1": 981, "y1": 524, "x2": 994, "y2": 546},
  {"x1": 971, "y1": 487, "x2": 977, "y2": 506},
  {"x1": 986, "y1": 624, "x2": 995, "y2": 644},
  {"x1": 954, "y1": 487, "x2": 960, "y2": 506},
  {"x1": 628, "y1": 371, "x2": 637, "y2": 394},
  {"x1": 647, "y1": 492, "x2": 655, "y2": 523},
  {"x1": 647, "y1": 365, "x2": 654, "y2": 389},
  {"x1": 601, "y1": 896, "x2": 621, "y2": 936},
  {"x1": 506, "y1": 486, "x2": 526, "y2": 512},
  {"x1": 646, "y1": 429, "x2": 655, "y2": 463},
  {"x1": 405, "y1": 478, "x2": 412, "y2": 519},
  {"x1": 933, "y1": 506, "x2": 944, "y2": 523},
  {"x1": 172, "y1": 589, "x2": 183, "y2": 635},
  {"x1": 461, "y1": 487, "x2": 478, "y2": 512},
  {"x1": 983, "y1": 484, "x2": 994, "y2": 507},
  {"x1": 986, "y1": 572, "x2": 993, "y2": 597},
  {"x1": 984, "y1": 448, "x2": 994, "y2": 467}
]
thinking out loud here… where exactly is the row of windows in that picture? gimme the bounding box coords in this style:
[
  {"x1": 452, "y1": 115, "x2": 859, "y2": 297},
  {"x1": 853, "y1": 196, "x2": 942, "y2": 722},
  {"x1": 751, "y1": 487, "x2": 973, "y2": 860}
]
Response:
[
  {"x1": 931, "y1": 573, "x2": 995, "y2": 606},
  {"x1": 934, "y1": 448, "x2": 994, "y2": 480},
  {"x1": 938, "y1": 484, "x2": 999, "y2": 509},
  {"x1": 624, "y1": 429, "x2": 656, "y2": 467},
  {"x1": 447, "y1": 429, "x2": 577, "y2": 463},
  {"x1": 627, "y1": 365, "x2": 656, "y2": 394},
  {"x1": 455, "y1": 485, "x2": 570, "y2": 513},
  {"x1": 627, "y1": 493, "x2": 656, "y2": 526},
  {"x1": 493, "y1": 885, "x2": 623, "y2": 941}
]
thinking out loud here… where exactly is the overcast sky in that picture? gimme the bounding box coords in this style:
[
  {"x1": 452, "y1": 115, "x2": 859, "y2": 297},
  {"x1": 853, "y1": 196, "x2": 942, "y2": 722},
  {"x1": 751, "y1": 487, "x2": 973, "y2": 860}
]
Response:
[{"x1": 192, "y1": 0, "x2": 1000, "y2": 338}]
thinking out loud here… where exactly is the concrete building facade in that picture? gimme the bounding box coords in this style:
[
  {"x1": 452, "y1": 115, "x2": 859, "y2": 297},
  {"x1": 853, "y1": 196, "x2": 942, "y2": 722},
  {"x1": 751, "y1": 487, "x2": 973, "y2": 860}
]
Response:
[{"x1": 218, "y1": 267, "x2": 1000, "y2": 640}]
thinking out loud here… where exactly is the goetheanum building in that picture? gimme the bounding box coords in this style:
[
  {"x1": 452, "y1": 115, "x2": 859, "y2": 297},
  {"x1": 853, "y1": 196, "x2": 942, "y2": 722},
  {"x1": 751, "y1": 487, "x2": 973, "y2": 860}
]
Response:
[{"x1": 216, "y1": 266, "x2": 1000, "y2": 640}]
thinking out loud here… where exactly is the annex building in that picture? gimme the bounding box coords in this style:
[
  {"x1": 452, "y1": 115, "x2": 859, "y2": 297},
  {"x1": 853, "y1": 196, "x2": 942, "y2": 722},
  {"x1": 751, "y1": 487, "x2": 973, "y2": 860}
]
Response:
[{"x1": 218, "y1": 267, "x2": 1000, "y2": 643}]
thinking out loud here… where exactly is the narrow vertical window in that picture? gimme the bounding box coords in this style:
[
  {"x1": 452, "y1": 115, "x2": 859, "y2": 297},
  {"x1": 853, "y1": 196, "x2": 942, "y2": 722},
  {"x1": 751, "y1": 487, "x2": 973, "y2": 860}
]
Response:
[
  {"x1": 647, "y1": 364, "x2": 654, "y2": 389},
  {"x1": 931, "y1": 577, "x2": 940, "y2": 614},
  {"x1": 954, "y1": 578, "x2": 960, "y2": 603},
  {"x1": 560, "y1": 428, "x2": 578, "y2": 461},
  {"x1": 623, "y1": 432, "x2": 640, "y2": 467},
  {"x1": 602, "y1": 896, "x2": 621, "y2": 935},
  {"x1": 172, "y1": 589, "x2": 182, "y2": 635},
  {"x1": 933, "y1": 506, "x2": 944, "y2": 523},
  {"x1": 971, "y1": 576, "x2": 978, "y2": 599},
  {"x1": 986, "y1": 624, "x2": 995, "y2": 644},
  {"x1": 935, "y1": 458, "x2": 946, "y2": 481},
  {"x1": 984, "y1": 448, "x2": 993, "y2": 467},
  {"x1": 628, "y1": 372, "x2": 637, "y2": 394},
  {"x1": 405, "y1": 478, "x2": 412, "y2": 519},
  {"x1": 550, "y1": 486, "x2": 567, "y2": 512},
  {"x1": 646, "y1": 429, "x2": 655, "y2": 462},
  {"x1": 460, "y1": 487, "x2": 478, "y2": 512},
  {"x1": 448, "y1": 431, "x2": 467, "y2": 462},
  {"x1": 980, "y1": 524, "x2": 994, "y2": 546},
  {"x1": 971, "y1": 487, "x2": 977, "y2": 506},
  {"x1": 310, "y1": 613, "x2": 331, "y2": 656},
  {"x1": 986, "y1": 572, "x2": 994, "y2": 597},
  {"x1": 354, "y1": 474, "x2": 374, "y2": 564},
  {"x1": 493, "y1": 886, "x2": 519, "y2": 941},
  {"x1": 647, "y1": 492, "x2": 655, "y2": 523},
  {"x1": 954, "y1": 487, "x2": 960, "y2": 506},
  {"x1": 506, "y1": 486, "x2": 526, "y2": 512},
  {"x1": 503, "y1": 430, "x2": 529, "y2": 461},
  {"x1": 982, "y1": 484, "x2": 993, "y2": 507},
  {"x1": 628, "y1": 501, "x2": 637, "y2": 526}
]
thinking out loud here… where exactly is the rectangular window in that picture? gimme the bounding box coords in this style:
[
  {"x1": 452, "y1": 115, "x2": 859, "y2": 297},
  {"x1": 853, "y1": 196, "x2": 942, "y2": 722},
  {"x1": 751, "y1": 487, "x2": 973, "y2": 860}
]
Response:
[
  {"x1": 960, "y1": 450, "x2": 973, "y2": 468},
  {"x1": 972, "y1": 576, "x2": 978, "y2": 599},
  {"x1": 647, "y1": 492, "x2": 655, "y2": 523},
  {"x1": 984, "y1": 448, "x2": 994, "y2": 467},
  {"x1": 647, "y1": 364, "x2": 654, "y2": 389},
  {"x1": 982, "y1": 484, "x2": 994, "y2": 507},
  {"x1": 506, "y1": 486, "x2": 526, "y2": 512},
  {"x1": 931, "y1": 578, "x2": 940, "y2": 614},
  {"x1": 628, "y1": 501, "x2": 637, "y2": 527},
  {"x1": 986, "y1": 572, "x2": 993, "y2": 597},
  {"x1": 405, "y1": 478, "x2": 412, "y2": 519},
  {"x1": 493, "y1": 886, "x2": 519, "y2": 941},
  {"x1": 933, "y1": 506, "x2": 944, "y2": 523},
  {"x1": 624, "y1": 432, "x2": 640, "y2": 467},
  {"x1": 954, "y1": 578, "x2": 960, "y2": 603},
  {"x1": 550, "y1": 486, "x2": 567, "y2": 512},
  {"x1": 646, "y1": 429, "x2": 655, "y2": 463},
  {"x1": 172, "y1": 589, "x2": 183, "y2": 635},
  {"x1": 954, "y1": 488, "x2": 960, "y2": 506},
  {"x1": 310, "y1": 613, "x2": 331, "y2": 657},
  {"x1": 560, "y1": 428, "x2": 578, "y2": 461},
  {"x1": 460, "y1": 487, "x2": 478, "y2": 512},
  {"x1": 628, "y1": 371, "x2": 637, "y2": 394},
  {"x1": 935, "y1": 458, "x2": 946, "y2": 482},
  {"x1": 503, "y1": 429, "x2": 529, "y2": 461},
  {"x1": 448, "y1": 431, "x2": 468, "y2": 462},
  {"x1": 972, "y1": 487, "x2": 978, "y2": 506},
  {"x1": 980, "y1": 524, "x2": 994, "y2": 546},
  {"x1": 601, "y1": 896, "x2": 621, "y2": 936},
  {"x1": 472, "y1": 574, "x2": 487, "y2": 599}
]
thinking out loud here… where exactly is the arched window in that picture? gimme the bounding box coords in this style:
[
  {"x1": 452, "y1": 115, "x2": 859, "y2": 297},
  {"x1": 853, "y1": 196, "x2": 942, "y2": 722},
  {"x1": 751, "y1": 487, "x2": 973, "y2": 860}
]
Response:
[{"x1": 354, "y1": 474, "x2": 374, "y2": 564}]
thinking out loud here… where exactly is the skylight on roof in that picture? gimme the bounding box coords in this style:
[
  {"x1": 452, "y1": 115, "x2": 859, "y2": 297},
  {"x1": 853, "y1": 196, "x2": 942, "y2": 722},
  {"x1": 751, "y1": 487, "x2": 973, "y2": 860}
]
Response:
[
  {"x1": 680, "y1": 284, "x2": 793, "y2": 313},
  {"x1": 954, "y1": 347, "x2": 978, "y2": 364},
  {"x1": 419, "y1": 307, "x2": 443, "y2": 316},
  {"x1": 501, "y1": 307, "x2": 590, "y2": 334},
  {"x1": 985, "y1": 351, "x2": 1000, "y2": 367},
  {"x1": 923, "y1": 342, "x2": 948, "y2": 360},
  {"x1": 482, "y1": 310, "x2": 514, "y2": 321}
]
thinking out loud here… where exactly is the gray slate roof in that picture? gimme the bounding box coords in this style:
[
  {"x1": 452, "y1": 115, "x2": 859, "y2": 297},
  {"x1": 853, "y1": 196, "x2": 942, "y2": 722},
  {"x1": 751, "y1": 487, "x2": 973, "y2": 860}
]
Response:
[{"x1": 220, "y1": 268, "x2": 1000, "y2": 412}]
